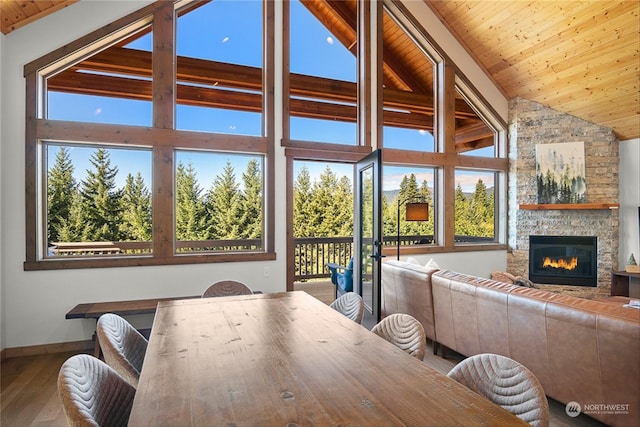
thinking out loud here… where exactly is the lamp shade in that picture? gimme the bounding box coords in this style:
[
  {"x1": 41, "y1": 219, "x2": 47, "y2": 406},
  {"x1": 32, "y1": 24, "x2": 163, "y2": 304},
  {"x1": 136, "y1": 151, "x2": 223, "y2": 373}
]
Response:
[{"x1": 405, "y1": 202, "x2": 429, "y2": 221}]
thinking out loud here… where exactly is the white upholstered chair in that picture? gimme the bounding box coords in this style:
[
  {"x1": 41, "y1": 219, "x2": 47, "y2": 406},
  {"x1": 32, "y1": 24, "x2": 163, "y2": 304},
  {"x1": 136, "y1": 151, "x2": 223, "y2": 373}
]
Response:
[
  {"x1": 202, "y1": 280, "x2": 254, "y2": 298},
  {"x1": 96, "y1": 313, "x2": 148, "y2": 388},
  {"x1": 447, "y1": 353, "x2": 549, "y2": 427},
  {"x1": 329, "y1": 292, "x2": 365, "y2": 324},
  {"x1": 371, "y1": 313, "x2": 426, "y2": 360},
  {"x1": 58, "y1": 354, "x2": 135, "y2": 427}
]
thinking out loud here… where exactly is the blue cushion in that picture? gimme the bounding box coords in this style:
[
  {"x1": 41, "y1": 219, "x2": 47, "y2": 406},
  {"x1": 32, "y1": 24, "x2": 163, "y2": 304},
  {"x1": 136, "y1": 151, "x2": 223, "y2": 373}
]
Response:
[{"x1": 337, "y1": 269, "x2": 353, "y2": 292}]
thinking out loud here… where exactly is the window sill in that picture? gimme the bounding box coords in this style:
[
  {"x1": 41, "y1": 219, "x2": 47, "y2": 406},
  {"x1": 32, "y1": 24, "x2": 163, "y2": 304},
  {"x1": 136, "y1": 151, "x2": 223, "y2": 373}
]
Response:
[{"x1": 24, "y1": 252, "x2": 277, "y2": 271}]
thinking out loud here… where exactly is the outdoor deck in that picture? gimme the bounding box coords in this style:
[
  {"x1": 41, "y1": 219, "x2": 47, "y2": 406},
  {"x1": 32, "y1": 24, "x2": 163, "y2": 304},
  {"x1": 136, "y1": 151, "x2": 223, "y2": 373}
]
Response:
[{"x1": 293, "y1": 280, "x2": 335, "y2": 306}]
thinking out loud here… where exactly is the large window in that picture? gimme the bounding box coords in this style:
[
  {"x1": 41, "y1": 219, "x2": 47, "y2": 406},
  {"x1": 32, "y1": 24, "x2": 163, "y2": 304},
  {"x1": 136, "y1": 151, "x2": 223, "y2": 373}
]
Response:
[
  {"x1": 24, "y1": 1, "x2": 275, "y2": 269},
  {"x1": 286, "y1": 0, "x2": 358, "y2": 146},
  {"x1": 26, "y1": 0, "x2": 507, "y2": 270}
]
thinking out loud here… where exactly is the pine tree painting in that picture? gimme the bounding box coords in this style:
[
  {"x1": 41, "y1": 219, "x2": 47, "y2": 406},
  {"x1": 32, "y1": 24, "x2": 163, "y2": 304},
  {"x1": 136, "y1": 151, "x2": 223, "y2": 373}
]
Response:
[{"x1": 535, "y1": 142, "x2": 586, "y2": 204}]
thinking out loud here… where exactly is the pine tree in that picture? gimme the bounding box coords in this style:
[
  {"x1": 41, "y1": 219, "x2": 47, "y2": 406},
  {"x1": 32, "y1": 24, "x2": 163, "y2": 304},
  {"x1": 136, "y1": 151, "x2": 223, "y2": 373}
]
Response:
[
  {"x1": 307, "y1": 166, "x2": 350, "y2": 237},
  {"x1": 335, "y1": 175, "x2": 354, "y2": 236},
  {"x1": 469, "y1": 178, "x2": 493, "y2": 237},
  {"x1": 79, "y1": 148, "x2": 123, "y2": 241},
  {"x1": 293, "y1": 165, "x2": 313, "y2": 237},
  {"x1": 237, "y1": 159, "x2": 263, "y2": 239},
  {"x1": 454, "y1": 183, "x2": 471, "y2": 236},
  {"x1": 47, "y1": 146, "x2": 77, "y2": 242},
  {"x1": 175, "y1": 162, "x2": 207, "y2": 241},
  {"x1": 57, "y1": 191, "x2": 90, "y2": 242},
  {"x1": 120, "y1": 172, "x2": 152, "y2": 241},
  {"x1": 206, "y1": 160, "x2": 241, "y2": 239}
]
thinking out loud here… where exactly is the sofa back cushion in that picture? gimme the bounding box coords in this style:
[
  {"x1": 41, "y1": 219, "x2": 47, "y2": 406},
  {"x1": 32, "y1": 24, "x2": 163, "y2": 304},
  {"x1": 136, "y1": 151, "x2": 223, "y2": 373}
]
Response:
[{"x1": 381, "y1": 260, "x2": 439, "y2": 340}]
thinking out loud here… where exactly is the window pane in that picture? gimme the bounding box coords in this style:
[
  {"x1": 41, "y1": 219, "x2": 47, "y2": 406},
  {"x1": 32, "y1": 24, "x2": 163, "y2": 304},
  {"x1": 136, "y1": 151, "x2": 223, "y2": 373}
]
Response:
[
  {"x1": 46, "y1": 28, "x2": 153, "y2": 126},
  {"x1": 176, "y1": 1, "x2": 263, "y2": 136},
  {"x1": 45, "y1": 143, "x2": 152, "y2": 257},
  {"x1": 290, "y1": 115, "x2": 357, "y2": 145},
  {"x1": 292, "y1": 160, "x2": 354, "y2": 281},
  {"x1": 383, "y1": 165, "x2": 436, "y2": 247},
  {"x1": 174, "y1": 150, "x2": 264, "y2": 253},
  {"x1": 383, "y1": 126, "x2": 435, "y2": 151},
  {"x1": 454, "y1": 169, "x2": 495, "y2": 242},
  {"x1": 289, "y1": 0, "x2": 357, "y2": 145},
  {"x1": 382, "y1": 9, "x2": 436, "y2": 152},
  {"x1": 455, "y1": 86, "x2": 496, "y2": 157}
]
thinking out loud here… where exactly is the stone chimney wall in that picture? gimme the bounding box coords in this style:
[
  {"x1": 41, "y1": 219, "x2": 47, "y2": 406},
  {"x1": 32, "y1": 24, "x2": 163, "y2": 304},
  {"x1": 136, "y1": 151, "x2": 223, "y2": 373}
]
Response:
[{"x1": 507, "y1": 98, "x2": 619, "y2": 296}]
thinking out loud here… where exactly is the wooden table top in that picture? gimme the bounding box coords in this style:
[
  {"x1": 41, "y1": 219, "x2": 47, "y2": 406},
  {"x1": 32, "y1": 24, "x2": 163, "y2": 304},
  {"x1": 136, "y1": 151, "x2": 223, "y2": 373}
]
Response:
[{"x1": 129, "y1": 291, "x2": 528, "y2": 426}]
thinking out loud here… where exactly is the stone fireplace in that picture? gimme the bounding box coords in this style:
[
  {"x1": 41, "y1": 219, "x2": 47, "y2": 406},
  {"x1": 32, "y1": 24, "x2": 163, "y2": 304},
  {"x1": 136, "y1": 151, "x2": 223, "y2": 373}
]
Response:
[
  {"x1": 507, "y1": 98, "x2": 619, "y2": 297},
  {"x1": 529, "y1": 235, "x2": 597, "y2": 286}
]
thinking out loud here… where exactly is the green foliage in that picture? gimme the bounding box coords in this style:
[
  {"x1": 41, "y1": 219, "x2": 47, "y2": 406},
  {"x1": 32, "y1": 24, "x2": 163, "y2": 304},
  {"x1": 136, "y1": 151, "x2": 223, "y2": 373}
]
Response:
[
  {"x1": 303, "y1": 166, "x2": 354, "y2": 237},
  {"x1": 455, "y1": 179, "x2": 494, "y2": 237},
  {"x1": 383, "y1": 174, "x2": 434, "y2": 239},
  {"x1": 237, "y1": 159, "x2": 263, "y2": 239},
  {"x1": 47, "y1": 146, "x2": 76, "y2": 242},
  {"x1": 47, "y1": 148, "x2": 264, "y2": 249},
  {"x1": 293, "y1": 166, "x2": 313, "y2": 237},
  {"x1": 79, "y1": 149, "x2": 123, "y2": 241},
  {"x1": 176, "y1": 162, "x2": 208, "y2": 241},
  {"x1": 120, "y1": 172, "x2": 152, "y2": 241},
  {"x1": 205, "y1": 161, "x2": 241, "y2": 239}
]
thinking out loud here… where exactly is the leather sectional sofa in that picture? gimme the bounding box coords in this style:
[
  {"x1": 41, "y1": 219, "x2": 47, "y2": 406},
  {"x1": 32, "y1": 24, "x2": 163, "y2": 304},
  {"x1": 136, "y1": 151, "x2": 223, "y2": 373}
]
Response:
[{"x1": 381, "y1": 260, "x2": 640, "y2": 427}]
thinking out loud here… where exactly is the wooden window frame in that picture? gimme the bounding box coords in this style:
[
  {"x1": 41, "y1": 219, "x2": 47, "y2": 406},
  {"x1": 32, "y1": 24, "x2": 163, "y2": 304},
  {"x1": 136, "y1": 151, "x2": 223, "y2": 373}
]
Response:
[
  {"x1": 282, "y1": 0, "x2": 508, "y2": 264},
  {"x1": 23, "y1": 0, "x2": 276, "y2": 271}
]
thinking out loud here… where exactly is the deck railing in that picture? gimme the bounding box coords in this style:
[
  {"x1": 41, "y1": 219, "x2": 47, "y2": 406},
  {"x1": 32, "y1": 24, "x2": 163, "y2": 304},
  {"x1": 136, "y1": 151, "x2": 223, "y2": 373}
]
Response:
[{"x1": 51, "y1": 234, "x2": 492, "y2": 281}]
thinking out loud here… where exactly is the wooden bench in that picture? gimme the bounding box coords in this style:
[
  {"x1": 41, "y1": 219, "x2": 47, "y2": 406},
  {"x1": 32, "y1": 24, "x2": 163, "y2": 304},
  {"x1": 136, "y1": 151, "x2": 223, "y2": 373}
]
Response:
[{"x1": 66, "y1": 295, "x2": 200, "y2": 357}]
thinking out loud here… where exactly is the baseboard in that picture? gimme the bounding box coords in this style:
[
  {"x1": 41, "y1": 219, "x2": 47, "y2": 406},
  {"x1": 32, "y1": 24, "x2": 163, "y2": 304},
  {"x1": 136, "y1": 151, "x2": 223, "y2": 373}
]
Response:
[{"x1": 1, "y1": 340, "x2": 93, "y2": 361}]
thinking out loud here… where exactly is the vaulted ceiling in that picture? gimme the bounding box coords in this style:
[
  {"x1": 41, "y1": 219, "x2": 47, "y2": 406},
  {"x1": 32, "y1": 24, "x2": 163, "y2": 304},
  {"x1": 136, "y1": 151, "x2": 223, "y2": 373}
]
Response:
[{"x1": 2, "y1": 0, "x2": 638, "y2": 140}]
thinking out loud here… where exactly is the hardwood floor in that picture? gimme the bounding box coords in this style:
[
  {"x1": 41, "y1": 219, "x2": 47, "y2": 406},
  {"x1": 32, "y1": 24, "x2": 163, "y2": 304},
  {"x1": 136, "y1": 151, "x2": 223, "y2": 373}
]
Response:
[{"x1": 2, "y1": 287, "x2": 606, "y2": 427}]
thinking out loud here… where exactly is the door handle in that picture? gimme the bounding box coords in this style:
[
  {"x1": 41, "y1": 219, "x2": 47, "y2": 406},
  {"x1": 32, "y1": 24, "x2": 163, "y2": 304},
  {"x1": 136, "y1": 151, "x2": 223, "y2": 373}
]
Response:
[{"x1": 370, "y1": 240, "x2": 386, "y2": 260}]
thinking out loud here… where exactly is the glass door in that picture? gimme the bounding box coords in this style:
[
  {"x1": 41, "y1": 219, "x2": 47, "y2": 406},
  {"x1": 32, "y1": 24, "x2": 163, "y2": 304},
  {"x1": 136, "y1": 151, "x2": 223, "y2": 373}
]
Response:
[{"x1": 354, "y1": 149, "x2": 383, "y2": 322}]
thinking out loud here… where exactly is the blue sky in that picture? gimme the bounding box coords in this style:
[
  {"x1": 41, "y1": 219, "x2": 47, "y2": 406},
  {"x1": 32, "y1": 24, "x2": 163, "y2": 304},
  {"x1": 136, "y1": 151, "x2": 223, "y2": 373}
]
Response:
[{"x1": 46, "y1": 0, "x2": 490, "y2": 192}]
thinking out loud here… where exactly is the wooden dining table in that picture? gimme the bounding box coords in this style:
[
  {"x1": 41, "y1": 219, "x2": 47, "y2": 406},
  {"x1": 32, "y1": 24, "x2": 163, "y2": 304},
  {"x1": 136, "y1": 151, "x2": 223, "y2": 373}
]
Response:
[{"x1": 129, "y1": 291, "x2": 528, "y2": 426}]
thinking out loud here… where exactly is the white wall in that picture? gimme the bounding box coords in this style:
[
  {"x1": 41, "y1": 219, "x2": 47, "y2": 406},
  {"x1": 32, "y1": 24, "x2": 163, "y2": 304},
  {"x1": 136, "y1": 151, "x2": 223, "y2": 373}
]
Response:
[
  {"x1": 0, "y1": 0, "x2": 507, "y2": 350},
  {"x1": 619, "y1": 139, "x2": 640, "y2": 297},
  {"x1": 398, "y1": 251, "x2": 507, "y2": 279}
]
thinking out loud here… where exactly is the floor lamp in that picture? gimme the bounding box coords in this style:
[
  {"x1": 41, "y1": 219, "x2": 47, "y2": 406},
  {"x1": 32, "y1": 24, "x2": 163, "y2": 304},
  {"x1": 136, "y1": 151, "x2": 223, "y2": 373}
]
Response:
[{"x1": 397, "y1": 197, "x2": 429, "y2": 260}]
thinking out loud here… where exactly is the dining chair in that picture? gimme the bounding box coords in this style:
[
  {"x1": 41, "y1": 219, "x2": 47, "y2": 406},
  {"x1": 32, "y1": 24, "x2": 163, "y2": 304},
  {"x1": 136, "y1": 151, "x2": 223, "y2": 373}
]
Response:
[
  {"x1": 447, "y1": 353, "x2": 549, "y2": 427},
  {"x1": 202, "y1": 280, "x2": 254, "y2": 298},
  {"x1": 96, "y1": 313, "x2": 148, "y2": 388},
  {"x1": 58, "y1": 354, "x2": 135, "y2": 427},
  {"x1": 329, "y1": 292, "x2": 364, "y2": 324},
  {"x1": 371, "y1": 313, "x2": 426, "y2": 360}
]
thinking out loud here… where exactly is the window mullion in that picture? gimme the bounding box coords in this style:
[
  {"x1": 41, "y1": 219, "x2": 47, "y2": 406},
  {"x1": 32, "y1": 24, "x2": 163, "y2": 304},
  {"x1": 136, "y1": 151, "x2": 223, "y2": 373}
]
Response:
[
  {"x1": 152, "y1": 2, "x2": 176, "y2": 258},
  {"x1": 438, "y1": 61, "x2": 456, "y2": 248}
]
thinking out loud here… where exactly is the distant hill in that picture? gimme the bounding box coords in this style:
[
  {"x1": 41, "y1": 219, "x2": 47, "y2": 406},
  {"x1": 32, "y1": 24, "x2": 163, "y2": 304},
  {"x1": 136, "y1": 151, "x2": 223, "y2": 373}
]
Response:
[{"x1": 383, "y1": 187, "x2": 494, "y2": 201}]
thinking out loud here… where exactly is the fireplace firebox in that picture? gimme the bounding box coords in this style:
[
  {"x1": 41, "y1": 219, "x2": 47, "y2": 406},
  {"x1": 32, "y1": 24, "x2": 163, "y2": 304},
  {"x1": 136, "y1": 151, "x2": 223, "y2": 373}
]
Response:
[{"x1": 529, "y1": 235, "x2": 597, "y2": 286}]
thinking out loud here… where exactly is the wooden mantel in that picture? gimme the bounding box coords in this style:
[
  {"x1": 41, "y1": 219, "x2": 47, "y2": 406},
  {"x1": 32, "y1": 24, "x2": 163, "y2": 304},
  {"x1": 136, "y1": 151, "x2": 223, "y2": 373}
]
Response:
[{"x1": 519, "y1": 203, "x2": 619, "y2": 210}]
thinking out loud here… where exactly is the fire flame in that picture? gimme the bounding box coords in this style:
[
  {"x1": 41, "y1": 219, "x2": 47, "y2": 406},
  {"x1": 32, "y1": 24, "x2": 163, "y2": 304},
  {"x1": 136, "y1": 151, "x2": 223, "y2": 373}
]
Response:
[{"x1": 542, "y1": 256, "x2": 578, "y2": 271}]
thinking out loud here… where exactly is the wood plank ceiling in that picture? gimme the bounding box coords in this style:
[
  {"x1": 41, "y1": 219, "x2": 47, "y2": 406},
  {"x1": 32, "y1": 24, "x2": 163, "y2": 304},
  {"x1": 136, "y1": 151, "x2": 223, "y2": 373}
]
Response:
[
  {"x1": 425, "y1": 0, "x2": 639, "y2": 141},
  {"x1": 2, "y1": 0, "x2": 638, "y2": 140}
]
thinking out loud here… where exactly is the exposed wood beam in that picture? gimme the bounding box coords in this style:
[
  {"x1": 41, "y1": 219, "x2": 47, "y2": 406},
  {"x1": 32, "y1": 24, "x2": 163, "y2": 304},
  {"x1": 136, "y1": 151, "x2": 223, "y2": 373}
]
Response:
[
  {"x1": 57, "y1": 47, "x2": 477, "y2": 118},
  {"x1": 47, "y1": 72, "x2": 434, "y2": 130}
]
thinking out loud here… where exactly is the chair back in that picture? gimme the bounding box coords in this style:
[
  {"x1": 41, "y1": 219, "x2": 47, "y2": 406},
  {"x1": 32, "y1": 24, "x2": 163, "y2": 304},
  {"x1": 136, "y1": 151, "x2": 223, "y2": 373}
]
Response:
[
  {"x1": 371, "y1": 313, "x2": 426, "y2": 360},
  {"x1": 202, "y1": 280, "x2": 253, "y2": 298},
  {"x1": 97, "y1": 313, "x2": 148, "y2": 388},
  {"x1": 329, "y1": 292, "x2": 364, "y2": 324},
  {"x1": 327, "y1": 258, "x2": 354, "y2": 295},
  {"x1": 58, "y1": 354, "x2": 135, "y2": 427},
  {"x1": 447, "y1": 353, "x2": 549, "y2": 427}
]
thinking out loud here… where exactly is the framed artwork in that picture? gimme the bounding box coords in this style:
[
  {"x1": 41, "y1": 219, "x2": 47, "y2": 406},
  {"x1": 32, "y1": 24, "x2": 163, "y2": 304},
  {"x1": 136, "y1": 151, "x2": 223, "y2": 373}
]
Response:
[{"x1": 535, "y1": 141, "x2": 586, "y2": 204}]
